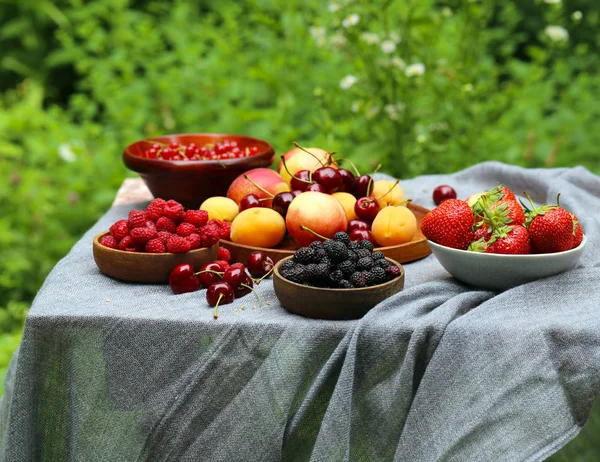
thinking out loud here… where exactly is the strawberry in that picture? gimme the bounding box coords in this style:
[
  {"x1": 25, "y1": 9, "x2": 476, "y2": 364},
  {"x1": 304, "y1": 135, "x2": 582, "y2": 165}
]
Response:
[
  {"x1": 489, "y1": 200, "x2": 526, "y2": 227},
  {"x1": 523, "y1": 193, "x2": 577, "y2": 253},
  {"x1": 571, "y1": 213, "x2": 584, "y2": 249},
  {"x1": 485, "y1": 225, "x2": 531, "y2": 255},
  {"x1": 421, "y1": 199, "x2": 474, "y2": 250},
  {"x1": 471, "y1": 184, "x2": 517, "y2": 217}
]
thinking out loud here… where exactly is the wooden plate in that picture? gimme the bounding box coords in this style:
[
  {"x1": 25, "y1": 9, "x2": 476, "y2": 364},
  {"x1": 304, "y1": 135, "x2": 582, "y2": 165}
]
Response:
[
  {"x1": 273, "y1": 256, "x2": 405, "y2": 320},
  {"x1": 93, "y1": 232, "x2": 218, "y2": 283},
  {"x1": 221, "y1": 203, "x2": 431, "y2": 265}
]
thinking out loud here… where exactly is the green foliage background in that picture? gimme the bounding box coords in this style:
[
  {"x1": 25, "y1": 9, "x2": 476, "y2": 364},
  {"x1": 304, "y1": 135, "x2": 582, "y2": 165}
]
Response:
[{"x1": 1, "y1": 0, "x2": 599, "y2": 454}]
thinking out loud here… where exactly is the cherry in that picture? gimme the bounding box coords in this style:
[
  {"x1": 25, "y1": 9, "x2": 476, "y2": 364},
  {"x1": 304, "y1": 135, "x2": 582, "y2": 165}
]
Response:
[
  {"x1": 222, "y1": 267, "x2": 246, "y2": 290},
  {"x1": 169, "y1": 263, "x2": 201, "y2": 294},
  {"x1": 197, "y1": 262, "x2": 223, "y2": 287},
  {"x1": 247, "y1": 251, "x2": 274, "y2": 278},
  {"x1": 291, "y1": 190, "x2": 303, "y2": 198},
  {"x1": 349, "y1": 228, "x2": 377, "y2": 244},
  {"x1": 290, "y1": 170, "x2": 312, "y2": 192},
  {"x1": 353, "y1": 174, "x2": 372, "y2": 198},
  {"x1": 240, "y1": 194, "x2": 263, "y2": 211},
  {"x1": 347, "y1": 219, "x2": 371, "y2": 233},
  {"x1": 206, "y1": 281, "x2": 235, "y2": 319},
  {"x1": 337, "y1": 168, "x2": 355, "y2": 193},
  {"x1": 354, "y1": 196, "x2": 381, "y2": 222},
  {"x1": 272, "y1": 192, "x2": 295, "y2": 217},
  {"x1": 312, "y1": 167, "x2": 342, "y2": 193},
  {"x1": 235, "y1": 272, "x2": 254, "y2": 297},
  {"x1": 305, "y1": 182, "x2": 327, "y2": 193},
  {"x1": 433, "y1": 185, "x2": 457, "y2": 205}
]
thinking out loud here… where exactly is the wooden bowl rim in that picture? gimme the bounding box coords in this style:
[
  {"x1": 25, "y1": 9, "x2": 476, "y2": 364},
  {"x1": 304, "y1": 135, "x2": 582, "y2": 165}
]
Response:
[
  {"x1": 122, "y1": 132, "x2": 275, "y2": 172},
  {"x1": 93, "y1": 231, "x2": 216, "y2": 257},
  {"x1": 273, "y1": 256, "x2": 405, "y2": 293}
]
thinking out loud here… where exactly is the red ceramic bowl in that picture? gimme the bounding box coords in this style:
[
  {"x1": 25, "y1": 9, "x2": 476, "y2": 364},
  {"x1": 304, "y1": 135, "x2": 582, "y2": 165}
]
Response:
[{"x1": 123, "y1": 133, "x2": 275, "y2": 209}]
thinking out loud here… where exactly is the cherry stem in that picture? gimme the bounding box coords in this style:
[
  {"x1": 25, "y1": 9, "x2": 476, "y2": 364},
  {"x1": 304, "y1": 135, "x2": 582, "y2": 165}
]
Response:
[
  {"x1": 241, "y1": 283, "x2": 263, "y2": 308},
  {"x1": 195, "y1": 269, "x2": 223, "y2": 277},
  {"x1": 299, "y1": 225, "x2": 330, "y2": 241},
  {"x1": 334, "y1": 157, "x2": 361, "y2": 176},
  {"x1": 393, "y1": 198, "x2": 412, "y2": 207},
  {"x1": 293, "y1": 142, "x2": 326, "y2": 167},
  {"x1": 366, "y1": 164, "x2": 381, "y2": 196},
  {"x1": 252, "y1": 267, "x2": 274, "y2": 284},
  {"x1": 213, "y1": 293, "x2": 223, "y2": 319},
  {"x1": 280, "y1": 157, "x2": 313, "y2": 184},
  {"x1": 244, "y1": 174, "x2": 274, "y2": 197},
  {"x1": 375, "y1": 178, "x2": 400, "y2": 201}
]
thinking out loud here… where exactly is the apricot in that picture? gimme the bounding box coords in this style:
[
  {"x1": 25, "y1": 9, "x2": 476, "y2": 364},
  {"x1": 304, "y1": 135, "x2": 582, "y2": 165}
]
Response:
[
  {"x1": 331, "y1": 192, "x2": 358, "y2": 221},
  {"x1": 371, "y1": 206, "x2": 417, "y2": 247},
  {"x1": 371, "y1": 179, "x2": 405, "y2": 209},
  {"x1": 230, "y1": 208, "x2": 286, "y2": 248},
  {"x1": 199, "y1": 196, "x2": 239, "y2": 222}
]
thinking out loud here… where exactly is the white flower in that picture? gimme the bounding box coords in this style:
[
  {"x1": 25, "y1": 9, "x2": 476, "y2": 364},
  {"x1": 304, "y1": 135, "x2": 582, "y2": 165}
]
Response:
[
  {"x1": 309, "y1": 26, "x2": 326, "y2": 47},
  {"x1": 442, "y1": 7, "x2": 453, "y2": 17},
  {"x1": 405, "y1": 63, "x2": 426, "y2": 77},
  {"x1": 342, "y1": 14, "x2": 360, "y2": 28},
  {"x1": 328, "y1": 2, "x2": 340, "y2": 13},
  {"x1": 381, "y1": 40, "x2": 396, "y2": 54},
  {"x1": 462, "y1": 83, "x2": 474, "y2": 93},
  {"x1": 391, "y1": 57, "x2": 406, "y2": 70},
  {"x1": 384, "y1": 103, "x2": 406, "y2": 121},
  {"x1": 340, "y1": 75, "x2": 358, "y2": 89},
  {"x1": 58, "y1": 143, "x2": 76, "y2": 162},
  {"x1": 572, "y1": 11, "x2": 583, "y2": 21},
  {"x1": 545, "y1": 25, "x2": 569, "y2": 41},
  {"x1": 351, "y1": 100, "x2": 364, "y2": 113},
  {"x1": 365, "y1": 105, "x2": 380, "y2": 119},
  {"x1": 543, "y1": 0, "x2": 561, "y2": 4},
  {"x1": 388, "y1": 32, "x2": 402, "y2": 43},
  {"x1": 331, "y1": 33, "x2": 347, "y2": 48},
  {"x1": 360, "y1": 32, "x2": 380, "y2": 45}
]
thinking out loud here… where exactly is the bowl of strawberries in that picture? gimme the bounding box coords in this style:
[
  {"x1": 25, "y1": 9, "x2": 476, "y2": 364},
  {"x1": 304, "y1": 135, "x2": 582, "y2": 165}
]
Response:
[{"x1": 421, "y1": 185, "x2": 586, "y2": 290}]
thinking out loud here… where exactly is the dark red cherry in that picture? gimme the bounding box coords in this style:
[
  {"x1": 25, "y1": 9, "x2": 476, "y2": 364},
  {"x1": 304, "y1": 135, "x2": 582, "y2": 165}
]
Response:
[
  {"x1": 240, "y1": 194, "x2": 263, "y2": 211},
  {"x1": 354, "y1": 196, "x2": 381, "y2": 222},
  {"x1": 234, "y1": 272, "x2": 253, "y2": 297},
  {"x1": 290, "y1": 170, "x2": 312, "y2": 192},
  {"x1": 291, "y1": 190, "x2": 303, "y2": 198},
  {"x1": 433, "y1": 185, "x2": 457, "y2": 205},
  {"x1": 337, "y1": 169, "x2": 355, "y2": 193},
  {"x1": 312, "y1": 167, "x2": 342, "y2": 193},
  {"x1": 169, "y1": 263, "x2": 201, "y2": 294},
  {"x1": 349, "y1": 228, "x2": 376, "y2": 244},
  {"x1": 247, "y1": 251, "x2": 274, "y2": 278},
  {"x1": 206, "y1": 281, "x2": 235, "y2": 306},
  {"x1": 353, "y1": 174, "x2": 372, "y2": 198},
  {"x1": 305, "y1": 182, "x2": 327, "y2": 193},
  {"x1": 347, "y1": 219, "x2": 371, "y2": 233},
  {"x1": 272, "y1": 192, "x2": 295, "y2": 217},
  {"x1": 222, "y1": 267, "x2": 247, "y2": 291},
  {"x1": 197, "y1": 262, "x2": 223, "y2": 288}
]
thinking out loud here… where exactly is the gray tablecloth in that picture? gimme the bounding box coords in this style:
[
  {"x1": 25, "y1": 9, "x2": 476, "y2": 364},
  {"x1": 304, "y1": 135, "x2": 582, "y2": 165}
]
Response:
[{"x1": 1, "y1": 161, "x2": 599, "y2": 461}]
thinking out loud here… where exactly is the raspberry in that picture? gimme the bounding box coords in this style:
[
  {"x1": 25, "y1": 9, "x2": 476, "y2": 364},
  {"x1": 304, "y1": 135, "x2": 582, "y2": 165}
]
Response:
[
  {"x1": 130, "y1": 226, "x2": 158, "y2": 245},
  {"x1": 214, "y1": 260, "x2": 230, "y2": 271},
  {"x1": 156, "y1": 216, "x2": 176, "y2": 233},
  {"x1": 229, "y1": 262, "x2": 245, "y2": 272},
  {"x1": 145, "y1": 198, "x2": 167, "y2": 222},
  {"x1": 218, "y1": 222, "x2": 231, "y2": 240},
  {"x1": 109, "y1": 219, "x2": 129, "y2": 241},
  {"x1": 145, "y1": 220, "x2": 157, "y2": 231},
  {"x1": 167, "y1": 235, "x2": 191, "y2": 253},
  {"x1": 163, "y1": 200, "x2": 184, "y2": 223},
  {"x1": 145, "y1": 238, "x2": 166, "y2": 253},
  {"x1": 187, "y1": 233, "x2": 202, "y2": 250},
  {"x1": 177, "y1": 222, "x2": 197, "y2": 237},
  {"x1": 157, "y1": 231, "x2": 172, "y2": 245},
  {"x1": 118, "y1": 235, "x2": 134, "y2": 250},
  {"x1": 127, "y1": 210, "x2": 147, "y2": 229},
  {"x1": 100, "y1": 235, "x2": 118, "y2": 249},
  {"x1": 185, "y1": 209, "x2": 209, "y2": 227},
  {"x1": 218, "y1": 247, "x2": 231, "y2": 262},
  {"x1": 199, "y1": 224, "x2": 220, "y2": 247}
]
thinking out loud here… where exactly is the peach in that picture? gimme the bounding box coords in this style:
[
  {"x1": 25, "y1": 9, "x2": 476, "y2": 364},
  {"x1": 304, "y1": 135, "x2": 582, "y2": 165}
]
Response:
[
  {"x1": 331, "y1": 192, "x2": 357, "y2": 221},
  {"x1": 199, "y1": 196, "x2": 239, "y2": 222},
  {"x1": 371, "y1": 179, "x2": 405, "y2": 209},
  {"x1": 286, "y1": 191, "x2": 348, "y2": 246},
  {"x1": 277, "y1": 146, "x2": 336, "y2": 185},
  {"x1": 227, "y1": 168, "x2": 290, "y2": 208},
  {"x1": 230, "y1": 208, "x2": 287, "y2": 248},
  {"x1": 371, "y1": 206, "x2": 417, "y2": 247}
]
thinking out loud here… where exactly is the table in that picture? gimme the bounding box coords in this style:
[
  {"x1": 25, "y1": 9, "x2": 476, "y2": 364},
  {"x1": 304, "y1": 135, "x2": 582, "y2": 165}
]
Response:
[{"x1": 1, "y1": 162, "x2": 600, "y2": 461}]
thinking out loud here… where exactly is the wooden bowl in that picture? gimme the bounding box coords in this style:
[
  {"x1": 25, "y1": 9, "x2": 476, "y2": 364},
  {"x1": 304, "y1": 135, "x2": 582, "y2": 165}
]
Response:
[
  {"x1": 273, "y1": 257, "x2": 405, "y2": 320},
  {"x1": 122, "y1": 133, "x2": 275, "y2": 209},
  {"x1": 220, "y1": 203, "x2": 431, "y2": 265},
  {"x1": 93, "y1": 232, "x2": 219, "y2": 283}
]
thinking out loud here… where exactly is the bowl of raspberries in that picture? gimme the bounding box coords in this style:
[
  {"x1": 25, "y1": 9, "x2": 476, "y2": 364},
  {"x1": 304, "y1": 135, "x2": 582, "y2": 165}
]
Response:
[
  {"x1": 93, "y1": 198, "x2": 231, "y2": 283},
  {"x1": 273, "y1": 232, "x2": 405, "y2": 320}
]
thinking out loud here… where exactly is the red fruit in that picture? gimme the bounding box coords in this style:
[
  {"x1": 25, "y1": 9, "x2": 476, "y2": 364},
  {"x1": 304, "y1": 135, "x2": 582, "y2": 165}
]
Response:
[
  {"x1": 571, "y1": 213, "x2": 584, "y2": 249},
  {"x1": 169, "y1": 264, "x2": 201, "y2": 294},
  {"x1": 167, "y1": 235, "x2": 191, "y2": 253},
  {"x1": 118, "y1": 235, "x2": 134, "y2": 251},
  {"x1": 421, "y1": 199, "x2": 475, "y2": 250},
  {"x1": 218, "y1": 221, "x2": 231, "y2": 240},
  {"x1": 349, "y1": 228, "x2": 376, "y2": 244},
  {"x1": 222, "y1": 267, "x2": 247, "y2": 291},
  {"x1": 499, "y1": 186, "x2": 517, "y2": 203},
  {"x1": 109, "y1": 219, "x2": 130, "y2": 241},
  {"x1": 337, "y1": 168, "x2": 355, "y2": 193},
  {"x1": 184, "y1": 209, "x2": 209, "y2": 227},
  {"x1": 473, "y1": 226, "x2": 492, "y2": 242},
  {"x1": 347, "y1": 219, "x2": 370, "y2": 232},
  {"x1": 177, "y1": 222, "x2": 197, "y2": 237},
  {"x1": 528, "y1": 206, "x2": 576, "y2": 253},
  {"x1": 145, "y1": 238, "x2": 166, "y2": 253},
  {"x1": 247, "y1": 251, "x2": 274, "y2": 278},
  {"x1": 218, "y1": 247, "x2": 232, "y2": 262},
  {"x1": 354, "y1": 196, "x2": 380, "y2": 222},
  {"x1": 229, "y1": 262, "x2": 246, "y2": 272},
  {"x1": 100, "y1": 235, "x2": 118, "y2": 249},
  {"x1": 146, "y1": 198, "x2": 167, "y2": 222},
  {"x1": 312, "y1": 167, "x2": 342, "y2": 193},
  {"x1": 386, "y1": 265, "x2": 402, "y2": 280},
  {"x1": 206, "y1": 282, "x2": 235, "y2": 318},
  {"x1": 214, "y1": 260, "x2": 230, "y2": 271},
  {"x1": 198, "y1": 224, "x2": 221, "y2": 247},
  {"x1": 198, "y1": 262, "x2": 223, "y2": 287},
  {"x1": 187, "y1": 233, "x2": 202, "y2": 250},
  {"x1": 240, "y1": 194, "x2": 263, "y2": 211},
  {"x1": 305, "y1": 182, "x2": 327, "y2": 193},
  {"x1": 163, "y1": 200, "x2": 185, "y2": 223},
  {"x1": 272, "y1": 192, "x2": 295, "y2": 217},
  {"x1": 290, "y1": 170, "x2": 312, "y2": 192},
  {"x1": 486, "y1": 226, "x2": 531, "y2": 255},
  {"x1": 130, "y1": 226, "x2": 158, "y2": 245},
  {"x1": 127, "y1": 210, "x2": 147, "y2": 229},
  {"x1": 156, "y1": 216, "x2": 177, "y2": 233},
  {"x1": 234, "y1": 272, "x2": 253, "y2": 297},
  {"x1": 432, "y1": 185, "x2": 457, "y2": 205},
  {"x1": 489, "y1": 200, "x2": 526, "y2": 227},
  {"x1": 157, "y1": 231, "x2": 172, "y2": 245},
  {"x1": 352, "y1": 174, "x2": 372, "y2": 198}
]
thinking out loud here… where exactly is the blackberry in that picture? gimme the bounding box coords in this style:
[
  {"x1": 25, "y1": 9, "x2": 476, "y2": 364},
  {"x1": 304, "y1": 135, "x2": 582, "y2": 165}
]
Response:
[
  {"x1": 386, "y1": 265, "x2": 402, "y2": 280},
  {"x1": 366, "y1": 267, "x2": 387, "y2": 286},
  {"x1": 329, "y1": 269, "x2": 344, "y2": 283},
  {"x1": 355, "y1": 248, "x2": 371, "y2": 259},
  {"x1": 280, "y1": 259, "x2": 297, "y2": 272},
  {"x1": 347, "y1": 250, "x2": 358, "y2": 262},
  {"x1": 320, "y1": 256, "x2": 332, "y2": 268},
  {"x1": 357, "y1": 256, "x2": 375, "y2": 271},
  {"x1": 294, "y1": 247, "x2": 315, "y2": 264},
  {"x1": 323, "y1": 240, "x2": 349, "y2": 263},
  {"x1": 333, "y1": 232, "x2": 351, "y2": 246},
  {"x1": 286, "y1": 265, "x2": 307, "y2": 284},
  {"x1": 315, "y1": 263, "x2": 330, "y2": 280},
  {"x1": 309, "y1": 241, "x2": 323, "y2": 251},
  {"x1": 337, "y1": 279, "x2": 354, "y2": 289},
  {"x1": 338, "y1": 260, "x2": 356, "y2": 277},
  {"x1": 348, "y1": 241, "x2": 360, "y2": 250},
  {"x1": 313, "y1": 248, "x2": 327, "y2": 262},
  {"x1": 376, "y1": 259, "x2": 391, "y2": 269},
  {"x1": 350, "y1": 271, "x2": 367, "y2": 288},
  {"x1": 359, "y1": 240, "x2": 374, "y2": 251},
  {"x1": 304, "y1": 263, "x2": 319, "y2": 282},
  {"x1": 371, "y1": 251, "x2": 385, "y2": 260}
]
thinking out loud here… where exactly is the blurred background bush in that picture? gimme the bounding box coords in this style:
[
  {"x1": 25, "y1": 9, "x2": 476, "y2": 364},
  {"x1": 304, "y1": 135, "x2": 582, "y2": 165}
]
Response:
[{"x1": 1, "y1": 0, "x2": 599, "y2": 455}]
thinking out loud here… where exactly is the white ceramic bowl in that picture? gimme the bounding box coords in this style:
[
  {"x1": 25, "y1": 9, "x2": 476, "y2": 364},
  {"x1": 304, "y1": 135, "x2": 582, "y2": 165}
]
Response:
[{"x1": 427, "y1": 235, "x2": 587, "y2": 290}]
